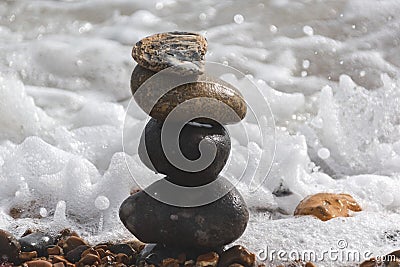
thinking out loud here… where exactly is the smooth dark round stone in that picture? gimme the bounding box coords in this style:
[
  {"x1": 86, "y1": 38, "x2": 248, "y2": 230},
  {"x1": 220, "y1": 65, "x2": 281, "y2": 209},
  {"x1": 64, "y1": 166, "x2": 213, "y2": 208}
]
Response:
[
  {"x1": 0, "y1": 229, "x2": 21, "y2": 263},
  {"x1": 132, "y1": 31, "x2": 207, "y2": 73},
  {"x1": 139, "y1": 119, "x2": 231, "y2": 186},
  {"x1": 119, "y1": 178, "x2": 249, "y2": 249},
  {"x1": 65, "y1": 245, "x2": 90, "y2": 263},
  {"x1": 130, "y1": 65, "x2": 247, "y2": 125},
  {"x1": 19, "y1": 232, "x2": 54, "y2": 257}
]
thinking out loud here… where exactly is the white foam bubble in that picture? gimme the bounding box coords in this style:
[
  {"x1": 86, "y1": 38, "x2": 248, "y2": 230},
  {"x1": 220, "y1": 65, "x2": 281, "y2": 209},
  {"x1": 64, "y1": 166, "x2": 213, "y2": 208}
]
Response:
[
  {"x1": 95, "y1": 196, "x2": 110, "y2": 210},
  {"x1": 318, "y1": 148, "x2": 331, "y2": 159}
]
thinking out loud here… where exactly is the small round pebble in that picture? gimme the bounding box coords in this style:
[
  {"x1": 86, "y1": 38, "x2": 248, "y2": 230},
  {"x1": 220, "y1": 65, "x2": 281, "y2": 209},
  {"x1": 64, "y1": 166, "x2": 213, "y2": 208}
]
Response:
[
  {"x1": 63, "y1": 236, "x2": 88, "y2": 253},
  {"x1": 65, "y1": 245, "x2": 90, "y2": 263},
  {"x1": 218, "y1": 245, "x2": 256, "y2": 267},
  {"x1": 19, "y1": 232, "x2": 54, "y2": 257},
  {"x1": 132, "y1": 31, "x2": 207, "y2": 73}
]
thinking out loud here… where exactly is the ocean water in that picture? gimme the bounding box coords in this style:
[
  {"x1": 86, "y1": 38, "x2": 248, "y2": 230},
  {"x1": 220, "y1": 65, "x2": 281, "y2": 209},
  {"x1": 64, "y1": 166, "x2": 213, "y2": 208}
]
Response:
[{"x1": 1, "y1": 0, "x2": 400, "y2": 266}]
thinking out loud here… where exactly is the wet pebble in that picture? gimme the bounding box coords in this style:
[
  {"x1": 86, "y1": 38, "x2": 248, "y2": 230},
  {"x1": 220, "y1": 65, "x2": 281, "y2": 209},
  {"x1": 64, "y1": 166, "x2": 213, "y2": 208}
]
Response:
[
  {"x1": 218, "y1": 246, "x2": 255, "y2": 267},
  {"x1": 196, "y1": 252, "x2": 219, "y2": 267},
  {"x1": 77, "y1": 253, "x2": 100, "y2": 266},
  {"x1": 19, "y1": 232, "x2": 54, "y2": 257},
  {"x1": 46, "y1": 245, "x2": 62, "y2": 255},
  {"x1": 62, "y1": 236, "x2": 87, "y2": 253},
  {"x1": 65, "y1": 244, "x2": 90, "y2": 263}
]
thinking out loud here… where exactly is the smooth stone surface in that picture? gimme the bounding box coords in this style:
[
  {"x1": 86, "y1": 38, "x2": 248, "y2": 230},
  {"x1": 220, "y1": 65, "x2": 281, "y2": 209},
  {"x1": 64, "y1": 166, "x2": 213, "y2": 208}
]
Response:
[
  {"x1": 132, "y1": 32, "x2": 207, "y2": 73},
  {"x1": 119, "y1": 178, "x2": 249, "y2": 249},
  {"x1": 65, "y1": 245, "x2": 90, "y2": 263},
  {"x1": 63, "y1": 236, "x2": 88, "y2": 253},
  {"x1": 0, "y1": 229, "x2": 21, "y2": 262},
  {"x1": 130, "y1": 65, "x2": 247, "y2": 124},
  {"x1": 294, "y1": 193, "x2": 362, "y2": 221},
  {"x1": 139, "y1": 119, "x2": 231, "y2": 186},
  {"x1": 19, "y1": 232, "x2": 54, "y2": 257}
]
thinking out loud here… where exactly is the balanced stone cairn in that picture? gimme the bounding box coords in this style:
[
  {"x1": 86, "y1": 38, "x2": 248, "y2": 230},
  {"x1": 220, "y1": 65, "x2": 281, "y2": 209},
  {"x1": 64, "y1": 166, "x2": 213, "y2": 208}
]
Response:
[{"x1": 119, "y1": 31, "x2": 251, "y2": 263}]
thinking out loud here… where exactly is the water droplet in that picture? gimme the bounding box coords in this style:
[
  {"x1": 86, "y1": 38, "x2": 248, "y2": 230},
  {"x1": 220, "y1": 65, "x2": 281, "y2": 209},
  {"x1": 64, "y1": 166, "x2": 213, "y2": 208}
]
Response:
[
  {"x1": 360, "y1": 70, "x2": 366, "y2": 77},
  {"x1": 303, "y1": 25, "x2": 314, "y2": 36},
  {"x1": 318, "y1": 148, "x2": 331, "y2": 159},
  {"x1": 199, "y1": 13, "x2": 207, "y2": 21},
  {"x1": 233, "y1": 14, "x2": 244, "y2": 24},
  {"x1": 95, "y1": 196, "x2": 110, "y2": 210},
  {"x1": 155, "y1": 2, "x2": 164, "y2": 10},
  {"x1": 301, "y1": 71, "x2": 308, "y2": 77},
  {"x1": 39, "y1": 207, "x2": 48, "y2": 218},
  {"x1": 311, "y1": 117, "x2": 323, "y2": 128},
  {"x1": 352, "y1": 24, "x2": 356, "y2": 29},
  {"x1": 270, "y1": 25, "x2": 278, "y2": 33},
  {"x1": 302, "y1": 59, "x2": 310, "y2": 69},
  {"x1": 54, "y1": 201, "x2": 66, "y2": 222}
]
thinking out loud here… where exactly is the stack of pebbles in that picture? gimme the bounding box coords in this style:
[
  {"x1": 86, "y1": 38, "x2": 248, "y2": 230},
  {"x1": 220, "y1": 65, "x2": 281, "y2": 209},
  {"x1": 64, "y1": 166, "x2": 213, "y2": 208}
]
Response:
[{"x1": 119, "y1": 31, "x2": 250, "y2": 265}]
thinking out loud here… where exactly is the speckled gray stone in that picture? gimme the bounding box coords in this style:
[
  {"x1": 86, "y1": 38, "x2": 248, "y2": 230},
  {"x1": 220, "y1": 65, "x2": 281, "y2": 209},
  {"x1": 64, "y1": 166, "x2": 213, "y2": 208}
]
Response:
[{"x1": 132, "y1": 31, "x2": 207, "y2": 73}]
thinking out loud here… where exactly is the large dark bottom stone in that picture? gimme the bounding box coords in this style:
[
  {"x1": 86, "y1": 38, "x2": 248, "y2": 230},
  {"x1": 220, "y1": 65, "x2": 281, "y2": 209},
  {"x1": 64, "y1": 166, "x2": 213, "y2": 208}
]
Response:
[
  {"x1": 119, "y1": 178, "x2": 249, "y2": 249},
  {"x1": 139, "y1": 118, "x2": 231, "y2": 186}
]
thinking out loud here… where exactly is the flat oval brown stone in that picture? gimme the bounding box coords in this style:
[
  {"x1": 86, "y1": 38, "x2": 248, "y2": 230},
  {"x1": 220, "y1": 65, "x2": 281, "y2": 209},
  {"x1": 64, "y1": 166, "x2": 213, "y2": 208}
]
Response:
[
  {"x1": 132, "y1": 32, "x2": 207, "y2": 73},
  {"x1": 130, "y1": 65, "x2": 247, "y2": 124}
]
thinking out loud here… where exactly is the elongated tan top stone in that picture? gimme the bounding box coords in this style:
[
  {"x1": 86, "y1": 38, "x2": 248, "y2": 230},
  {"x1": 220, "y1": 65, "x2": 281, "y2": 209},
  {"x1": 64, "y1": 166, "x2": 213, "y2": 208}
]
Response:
[
  {"x1": 294, "y1": 193, "x2": 362, "y2": 221},
  {"x1": 132, "y1": 31, "x2": 207, "y2": 73}
]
